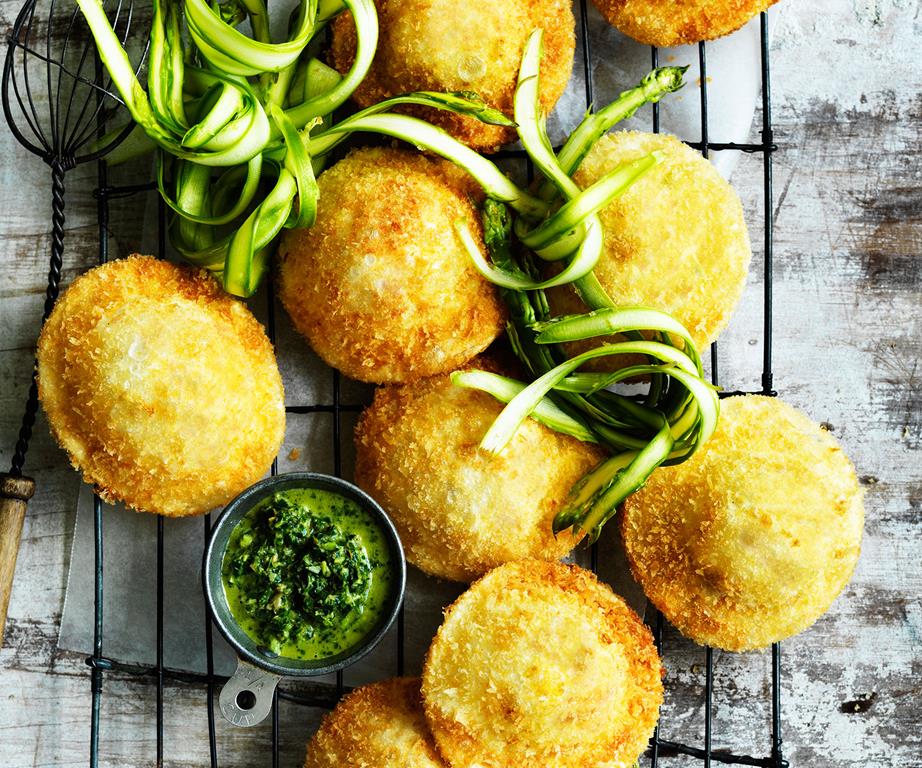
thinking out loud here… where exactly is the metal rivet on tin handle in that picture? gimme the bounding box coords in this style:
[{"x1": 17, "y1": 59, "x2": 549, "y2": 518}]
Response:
[{"x1": 219, "y1": 659, "x2": 281, "y2": 728}]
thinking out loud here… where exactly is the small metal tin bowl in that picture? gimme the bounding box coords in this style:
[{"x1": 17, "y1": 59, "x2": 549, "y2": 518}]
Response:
[{"x1": 203, "y1": 472, "x2": 406, "y2": 727}]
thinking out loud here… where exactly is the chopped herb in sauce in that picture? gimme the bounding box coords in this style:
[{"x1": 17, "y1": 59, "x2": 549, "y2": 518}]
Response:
[{"x1": 222, "y1": 489, "x2": 392, "y2": 660}]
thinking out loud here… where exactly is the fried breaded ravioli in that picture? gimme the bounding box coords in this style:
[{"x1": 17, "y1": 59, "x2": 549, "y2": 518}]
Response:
[
  {"x1": 622, "y1": 396, "x2": 864, "y2": 651},
  {"x1": 330, "y1": 0, "x2": 575, "y2": 152},
  {"x1": 354, "y1": 365, "x2": 605, "y2": 582},
  {"x1": 422, "y1": 560, "x2": 663, "y2": 767},
  {"x1": 278, "y1": 147, "x2": 505, "y2": 384},
  {"x1": 547, "y1": 131, "x2": 750, "y2": 366},
  {"x1": 305, "y1": 678, "x2": 445, "y2": 768},
  {"x1": 37, "y1": 256, "x2": 284, "y2": 517},
  {"x1": 592, "y1": 0, "x2": 777, "y2": 47}
]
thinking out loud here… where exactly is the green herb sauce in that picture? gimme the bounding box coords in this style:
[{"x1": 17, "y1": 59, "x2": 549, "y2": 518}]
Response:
[{"x1": 222, "y1": 488, "x2": 393, "y2": 661}]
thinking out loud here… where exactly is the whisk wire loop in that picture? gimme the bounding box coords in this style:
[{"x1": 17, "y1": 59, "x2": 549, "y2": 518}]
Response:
[{"x1": 2, "y1": 0, "x2": 143, "y2": 167}]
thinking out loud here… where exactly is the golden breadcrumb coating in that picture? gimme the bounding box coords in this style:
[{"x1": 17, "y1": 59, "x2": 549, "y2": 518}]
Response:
[
  {"x1": 330, "y1": 0, "x2": 575, "y2": 152},
  {"x1": 422, "y1": 560, "x2": 663, "y2": 767},
  {"x1": 622, "y1": 396, "x2": 865, "y2": 652},
  {"x1": 592, "y1": 0, "x2": 777, "y2": 47},
  {"x1": 548, "y1": 131, "x2": 751, "y2": 369},
  {"x1": 37, "y1": 256, "x2": 284, "y2": 517},
  {"x1": 305, "y1": 678, "x2": 446, "y2": 768},
  {"x1": 277, "y1": 147, "x2": 505, "y2": 384},
  {"x1": 354, "y1": 364, "x2": 605, "y2": 582}
]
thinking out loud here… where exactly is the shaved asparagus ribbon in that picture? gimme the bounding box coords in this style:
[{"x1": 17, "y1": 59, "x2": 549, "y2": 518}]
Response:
[
  {"x1": 452, "y1": 30, "x2": 709, "y2": 543},
  {"x1": 457, "y1": 313, "x2": 719, "y2": 542},
  {"x1": 77, "y1": 0, "x2": 528, "y2": 295},
  {"x1": 76, "y1": 0, "x2": 377, "y2": 294},
  {"x1": 450, "y1": 371, "x2": 598, "y2": 444}
]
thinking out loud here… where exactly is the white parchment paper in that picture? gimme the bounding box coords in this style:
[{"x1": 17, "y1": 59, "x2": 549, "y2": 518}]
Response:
[{"x1": 58, "y1": 8, "x2": 769, "y2": 681}]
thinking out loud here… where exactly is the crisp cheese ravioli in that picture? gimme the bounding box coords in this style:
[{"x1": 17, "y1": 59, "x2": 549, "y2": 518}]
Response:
[
  {"x1": 305, "y1": 678, "x2": 446, "y2": 768},
  {"x1": 37, "y1": 255, "x2": 285, "y2": 517},
  {"x1": 331, "y1": 0, "x2": 575, "y2": 152},
  {"x1": 548, "y1": 131, "x2": 751, "y2": 370},
  {"x1": 622, "y1": 395, "x2": 864, "y2": 651},
  {"x1": 422, "y1": 560, "x2": 663, "y2": 767},
  {"x1": 278, "y1": 147, "x2": 505, "y2": 384},
  {"x1": 592, "y1": 0, "x2": 778, "y2": 47},
  {"x1": 354, "y1": 364, "x2": 604, "y2": 582}
]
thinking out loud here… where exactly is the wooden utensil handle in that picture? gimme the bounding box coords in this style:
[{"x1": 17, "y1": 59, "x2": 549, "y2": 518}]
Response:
[{"x1": 0, "y1": 472, "x2": 35, "y2": 645}]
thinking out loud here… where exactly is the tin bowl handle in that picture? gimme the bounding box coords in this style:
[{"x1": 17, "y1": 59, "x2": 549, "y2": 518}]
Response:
[{"x1": 219, "y1": 658, "x2": 281, "y2": 727}]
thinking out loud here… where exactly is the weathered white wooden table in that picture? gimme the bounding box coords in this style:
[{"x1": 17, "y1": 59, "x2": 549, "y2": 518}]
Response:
[{"x1": 1, "y1": 0, "x2": 919, "y2": 765}]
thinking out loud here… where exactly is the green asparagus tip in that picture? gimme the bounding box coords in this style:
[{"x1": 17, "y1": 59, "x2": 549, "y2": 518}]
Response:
[
  {"x1": 217, "y1": 0, "x2": 246, "y2": 25},
  {"x1": 451, "y1": 91, "x2": 517, "y2": 127},
  {"x1": 552, "y1": 510, "x2": 576, "y2": 535},
  {"x1": 644, "y1": 65, "x2": 689, "y2": 99}
]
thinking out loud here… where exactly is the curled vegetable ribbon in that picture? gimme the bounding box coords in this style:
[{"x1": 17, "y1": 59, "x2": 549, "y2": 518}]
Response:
[
  {"x1": 452, "y1": 31, "x2": 712, "y2": 543},
  {"x1": 77, "y1": 0, "x2": 379, "y2": 294}
]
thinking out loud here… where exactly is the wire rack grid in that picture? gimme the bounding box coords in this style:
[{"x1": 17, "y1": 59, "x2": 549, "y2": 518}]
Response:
[{"x1": 13, "y1": 1, "x2": 782, "y2": 765}]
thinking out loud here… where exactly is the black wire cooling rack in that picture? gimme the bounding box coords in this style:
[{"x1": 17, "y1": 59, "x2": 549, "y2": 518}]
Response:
[{"x1": 6, "y1": 0, "x2": 785, "y2": 765}]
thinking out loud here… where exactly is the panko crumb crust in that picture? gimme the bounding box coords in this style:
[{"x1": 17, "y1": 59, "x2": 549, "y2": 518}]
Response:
[
  {"x1": 305, "y1": 677, "x2": 446, "y2": 768},
  {"x1": 592, "y1": 0, "x2": 778, "y2": 47},
  {"x1": 278, "y1": 147, "x2": 505, "y2": 384},
  {"x1": 36, "y1": 255, "x2": 285, "y2": 517},
  {"x1": 549, "y1": 131, "x2": 751, "y2": 368},
  {"x1": 330, "y1": 0, "x2": 575, "y2": 152},
  {"x1": 354, "y1": 364, "x2": 605, "y2": 582},
  {"x1": 422, "y1": 560, "x2": 663, "y2": 768},
  {"x1": 622, "y1": 396, "x2": 865, "y2": 652}
]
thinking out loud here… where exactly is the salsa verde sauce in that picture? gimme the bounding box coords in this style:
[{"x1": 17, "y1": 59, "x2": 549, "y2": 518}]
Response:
[{"x1": 222, "y1": 487, "x2": 394, "y2": 661}]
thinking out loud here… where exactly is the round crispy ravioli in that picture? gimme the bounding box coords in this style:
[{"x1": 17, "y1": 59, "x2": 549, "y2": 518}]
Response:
[
  {"x1": 422, "y1": 560, "x2": 663, "y2": 767},
  {"x1": 592, "y1": 0, "x2": 777, "y2": 47},
  {"x1": 278, "y1": 147, "x2": 505, "y2": 384},
  {"x1": 622, "y1": 396, "x2": 865, "y2": 651},
  {"x1": 354, "y1": 366, "x2": 604, "y2": 582},
  {"x1": 548, "y1": 131, "x2": 750, "y2": 367},
  {"x1": 330, "y1": 0, "x2": 575, "y2": 152},
  {"x1": 305, "y1": 677, "x2": 445, "y2": 768},
  {"x1": 37, "y1": 255, "x2": 285, "y2": 517}
]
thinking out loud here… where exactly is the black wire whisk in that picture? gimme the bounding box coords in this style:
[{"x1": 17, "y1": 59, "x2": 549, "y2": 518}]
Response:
[{"x1": 0, "y1": 0, "x2": 144, "y2": 642}]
